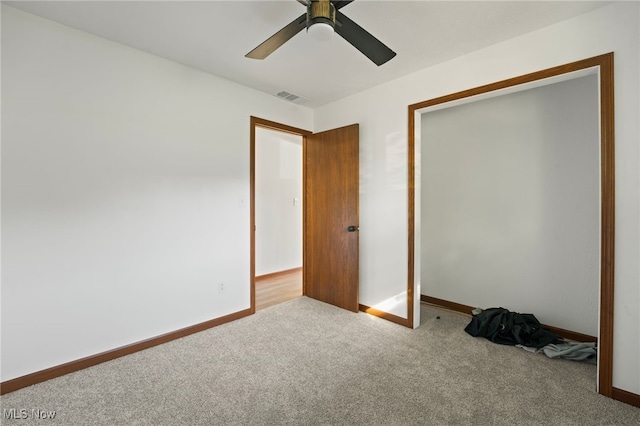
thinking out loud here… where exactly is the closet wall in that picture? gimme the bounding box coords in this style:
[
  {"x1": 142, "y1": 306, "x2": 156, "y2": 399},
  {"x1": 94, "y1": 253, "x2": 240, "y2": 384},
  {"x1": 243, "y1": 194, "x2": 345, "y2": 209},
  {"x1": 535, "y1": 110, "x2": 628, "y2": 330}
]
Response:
[{"x1": 420, "y1": 74, "x2": 600, "y2": 336}]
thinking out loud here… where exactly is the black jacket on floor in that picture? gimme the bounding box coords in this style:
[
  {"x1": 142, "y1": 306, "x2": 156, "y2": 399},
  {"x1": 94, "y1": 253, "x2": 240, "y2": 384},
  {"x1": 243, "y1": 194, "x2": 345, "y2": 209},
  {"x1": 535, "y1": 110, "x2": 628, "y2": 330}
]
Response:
[{"x1": 464, "y1": 307, "x2": 560, "y2": 349}]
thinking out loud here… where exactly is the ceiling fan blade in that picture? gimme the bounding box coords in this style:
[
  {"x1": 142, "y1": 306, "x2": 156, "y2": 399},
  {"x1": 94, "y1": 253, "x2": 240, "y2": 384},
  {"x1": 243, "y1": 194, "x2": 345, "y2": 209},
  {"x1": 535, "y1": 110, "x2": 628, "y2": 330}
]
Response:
[
  {"x1": 332, "y1": 1, "x2": 354, "y2": 10},
  {"x1": 246, "y1": 13, "x2": 307, "y2": 59},
  {"x1": 335, "y1": 10, "x2": 396, "y2": 66}
]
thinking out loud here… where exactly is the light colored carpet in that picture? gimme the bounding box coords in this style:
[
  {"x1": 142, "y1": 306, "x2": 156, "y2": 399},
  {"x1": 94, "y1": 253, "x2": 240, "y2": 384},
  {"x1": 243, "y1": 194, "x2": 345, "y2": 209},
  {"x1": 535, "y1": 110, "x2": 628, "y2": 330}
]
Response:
[{"x1": 1, "y1": 297, "x2": 638, "y2": 425}]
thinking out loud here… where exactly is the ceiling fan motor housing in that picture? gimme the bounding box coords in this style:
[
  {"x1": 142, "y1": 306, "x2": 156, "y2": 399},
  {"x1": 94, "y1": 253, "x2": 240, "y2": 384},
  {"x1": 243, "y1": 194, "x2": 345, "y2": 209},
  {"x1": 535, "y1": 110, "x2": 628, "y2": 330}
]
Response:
[{"x1": 307, "y1": 0, "x2": 336, "y2": 30}]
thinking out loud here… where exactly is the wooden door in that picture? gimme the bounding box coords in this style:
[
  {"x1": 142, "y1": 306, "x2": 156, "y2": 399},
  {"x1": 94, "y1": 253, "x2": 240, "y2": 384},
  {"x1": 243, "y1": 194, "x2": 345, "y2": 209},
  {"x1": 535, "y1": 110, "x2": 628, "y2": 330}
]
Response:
[{"x1": 304, "y1": 124, "x2": 359, "y2": 312}]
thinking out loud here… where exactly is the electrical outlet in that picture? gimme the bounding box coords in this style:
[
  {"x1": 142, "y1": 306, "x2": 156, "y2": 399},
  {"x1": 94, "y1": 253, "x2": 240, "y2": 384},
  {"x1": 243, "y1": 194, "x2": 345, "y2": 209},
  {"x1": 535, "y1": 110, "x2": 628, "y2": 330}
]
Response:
[{"x1": 218, "y1": 282, "x2": 225, "y2": 294}]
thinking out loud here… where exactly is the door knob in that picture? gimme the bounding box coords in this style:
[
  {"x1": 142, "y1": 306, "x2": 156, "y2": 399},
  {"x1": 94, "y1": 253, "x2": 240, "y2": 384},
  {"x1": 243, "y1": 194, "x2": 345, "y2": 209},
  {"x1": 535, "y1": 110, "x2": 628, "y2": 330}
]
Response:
[{"x1": 347, "y1": 225, "x2": 359, "y2": 232}]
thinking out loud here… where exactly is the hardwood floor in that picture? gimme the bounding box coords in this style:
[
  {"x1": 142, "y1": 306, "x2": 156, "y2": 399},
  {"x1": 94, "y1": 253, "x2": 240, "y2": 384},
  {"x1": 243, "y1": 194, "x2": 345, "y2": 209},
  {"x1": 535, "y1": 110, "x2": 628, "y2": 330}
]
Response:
[{"x1": 255, "y1": 268, "x2": 303, "y2": 311}]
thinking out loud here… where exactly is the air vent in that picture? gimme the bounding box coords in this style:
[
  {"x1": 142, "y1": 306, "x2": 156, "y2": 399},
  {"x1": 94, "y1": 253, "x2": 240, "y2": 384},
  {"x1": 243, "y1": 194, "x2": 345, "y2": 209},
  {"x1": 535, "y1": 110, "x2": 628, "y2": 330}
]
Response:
[{"x1": 276, "y1": 91, "x2": 307, "y2": 104}]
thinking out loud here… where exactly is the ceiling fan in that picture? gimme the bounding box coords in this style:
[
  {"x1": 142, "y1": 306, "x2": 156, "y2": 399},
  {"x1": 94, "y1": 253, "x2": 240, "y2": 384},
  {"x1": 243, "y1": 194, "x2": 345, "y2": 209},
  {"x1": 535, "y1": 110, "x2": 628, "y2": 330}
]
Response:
[{"x1": 245, "y1": 0, "x2": 396, "y2": 66}]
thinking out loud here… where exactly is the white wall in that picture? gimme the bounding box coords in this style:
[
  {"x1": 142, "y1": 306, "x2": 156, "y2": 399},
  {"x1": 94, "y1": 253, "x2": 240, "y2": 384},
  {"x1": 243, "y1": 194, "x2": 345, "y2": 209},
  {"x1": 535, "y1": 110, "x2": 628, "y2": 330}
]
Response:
[
  {"x1": 421, "y1": 74, "x2": 600, "y2": 336},
  {"x1": 0, "y1": 5, "x2": 312, "y2": 382},
  {"x1": 255, "y1": 128, "x2": 303, "y2": 276},
  {"x1": 314, "y1": 2, "x2": 639, "y2": 393}
]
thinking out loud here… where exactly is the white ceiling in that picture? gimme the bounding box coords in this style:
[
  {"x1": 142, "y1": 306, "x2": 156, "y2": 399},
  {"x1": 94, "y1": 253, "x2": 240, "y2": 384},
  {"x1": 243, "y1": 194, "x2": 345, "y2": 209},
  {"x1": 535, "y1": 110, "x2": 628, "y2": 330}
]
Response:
[{"x1": 4, "y1": 0, "x2": 611, "y2": 108}]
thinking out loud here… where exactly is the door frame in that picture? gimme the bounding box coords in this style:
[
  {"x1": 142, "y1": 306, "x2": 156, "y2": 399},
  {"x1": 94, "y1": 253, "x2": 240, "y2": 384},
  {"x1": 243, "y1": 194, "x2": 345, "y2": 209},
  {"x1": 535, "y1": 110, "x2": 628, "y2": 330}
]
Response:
[
  {"x1": 251, "y1": 117, "x2": 363, "y2": 317},
  {"x1": 407, "y1": 53, "x2": 615, "y2": 396},
  {"x1": 250, "y1": 117, "x2": 312, "y2": 314}
]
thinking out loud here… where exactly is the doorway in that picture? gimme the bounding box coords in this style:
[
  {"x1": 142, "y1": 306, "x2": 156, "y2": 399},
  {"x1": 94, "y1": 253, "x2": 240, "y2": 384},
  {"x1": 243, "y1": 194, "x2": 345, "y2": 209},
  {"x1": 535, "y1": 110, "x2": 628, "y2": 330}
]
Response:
[
  {"x1": 407, "y1": 53, "x2": 614, "y2": 396},
  {"x1": 250, "y1": 117, "x2": 311, "y2": 313},
  {"x1": 254, "y1": 126, "x2": 304, "y2": 310},
  {"x1": 250, "y1": 116, "x2": 361, "y2": 314}
]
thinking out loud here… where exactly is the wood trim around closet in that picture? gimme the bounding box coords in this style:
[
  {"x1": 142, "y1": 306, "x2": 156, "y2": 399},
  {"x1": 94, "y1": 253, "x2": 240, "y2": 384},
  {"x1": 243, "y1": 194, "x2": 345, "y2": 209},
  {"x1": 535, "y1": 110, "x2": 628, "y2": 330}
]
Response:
[{"x1": 408, "y1": 53, "x2": 615, "y2": 397}]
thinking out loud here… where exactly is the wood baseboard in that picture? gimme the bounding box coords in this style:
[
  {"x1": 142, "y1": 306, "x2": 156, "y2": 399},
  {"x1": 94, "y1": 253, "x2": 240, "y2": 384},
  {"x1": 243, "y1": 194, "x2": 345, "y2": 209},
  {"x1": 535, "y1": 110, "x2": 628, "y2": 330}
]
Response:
[
  {"x1": 542, "y1": 324, "x2": 597, "y2": 344},
  {"x1": 421, "y1": 295, "x2": 475, "y2": 316},
  {"x1": 0, "y1": 308, "x2": 252, "y2": 395},
  {"x1": 420, "y1": 295, "x2": 597, "y2": 342},
  {"x1": 256, "y1": 267, "x2": 302, "y2": 281},
  {"x1": 612, "y1": 387, "x2": 640, "y2": 408},
  {"x1": 359, "y1": 304, "x2": 411, "y2": 328}
]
